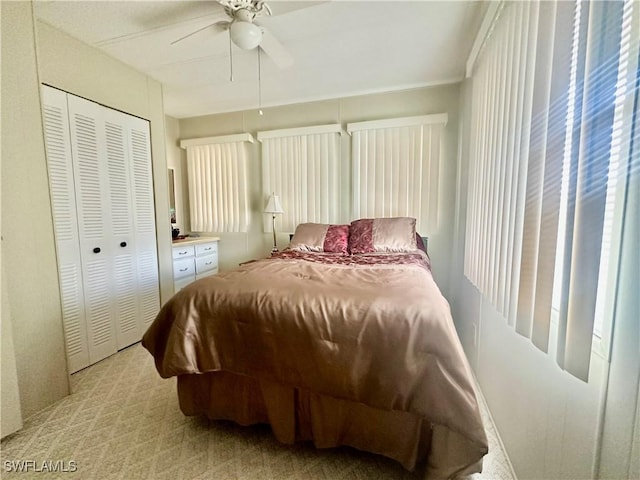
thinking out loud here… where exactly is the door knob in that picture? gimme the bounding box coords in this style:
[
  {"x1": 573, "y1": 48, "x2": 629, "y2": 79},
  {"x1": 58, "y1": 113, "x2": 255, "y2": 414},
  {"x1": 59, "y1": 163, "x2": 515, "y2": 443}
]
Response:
[
  {"x1": 93, "y1": 247, "x2": 101, "y2": 254},
  {"x1": 120, "y1": 242, "x2": 127, "y2": 247}
]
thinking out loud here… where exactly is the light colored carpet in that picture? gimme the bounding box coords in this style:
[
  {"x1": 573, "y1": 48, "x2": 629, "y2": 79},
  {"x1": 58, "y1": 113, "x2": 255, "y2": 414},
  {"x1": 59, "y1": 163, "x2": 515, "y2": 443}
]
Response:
[{"x1": 1, "y1": 343, "x2": 515, "y2": 479}]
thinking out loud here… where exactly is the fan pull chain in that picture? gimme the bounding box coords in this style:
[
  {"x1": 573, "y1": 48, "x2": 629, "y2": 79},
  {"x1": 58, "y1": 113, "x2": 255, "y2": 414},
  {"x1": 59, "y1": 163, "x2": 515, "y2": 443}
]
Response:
[
  {"x1": 258, "y1": 47, "x2": 263, "y2": 115},
  {"x1": 229, "y1": 32, "x2": 234, "y2": 82}
]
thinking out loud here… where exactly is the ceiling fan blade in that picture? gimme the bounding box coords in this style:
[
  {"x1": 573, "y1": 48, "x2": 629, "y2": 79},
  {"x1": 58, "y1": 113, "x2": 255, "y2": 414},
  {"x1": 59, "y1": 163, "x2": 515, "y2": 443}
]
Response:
[
  {"x1": 135, "y1": 1, "x2": 225, "y2": 30},
  {"x1": 259, "y1": 28, "x2": 293, "y2": 68},
  {"x1": 171, "y1": 20, "x2": 229, "y2": 45}
]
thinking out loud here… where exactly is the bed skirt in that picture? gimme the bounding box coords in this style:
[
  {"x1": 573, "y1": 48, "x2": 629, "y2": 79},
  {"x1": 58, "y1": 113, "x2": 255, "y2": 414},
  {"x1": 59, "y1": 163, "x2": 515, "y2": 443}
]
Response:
[{"x1": 177, "y1": 371, "x2": 484, "y2": 479}]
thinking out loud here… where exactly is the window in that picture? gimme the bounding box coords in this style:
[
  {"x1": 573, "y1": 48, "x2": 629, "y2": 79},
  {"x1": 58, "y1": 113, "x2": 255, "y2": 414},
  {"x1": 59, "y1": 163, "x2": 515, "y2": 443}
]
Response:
[
  {"x1": 464, "y1": 0, "x2": 639, "y2": 381},
  {"x1": 347, "y1": 114, "x2": 447, "y2": 234},
  {"x1": 258, "y1": 125, "x2": 342, "y2": 232},
  {"x1": 590, "y1": 0, "x2": 638, "y2": 342},
  {"x1": 181, "y1": 134, "x2": 252, "y2": 233}
]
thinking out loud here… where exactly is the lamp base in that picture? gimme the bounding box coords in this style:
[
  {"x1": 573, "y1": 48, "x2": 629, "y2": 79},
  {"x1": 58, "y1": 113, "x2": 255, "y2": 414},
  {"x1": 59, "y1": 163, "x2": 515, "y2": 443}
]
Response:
[{"x1": 271, "y1": 215, "x2": 278, "y2": 254}]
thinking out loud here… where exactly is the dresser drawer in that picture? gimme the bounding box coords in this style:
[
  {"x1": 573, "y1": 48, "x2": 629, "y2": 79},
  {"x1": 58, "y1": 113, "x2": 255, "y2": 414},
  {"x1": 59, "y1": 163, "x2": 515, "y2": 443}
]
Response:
[
  {"x1": 195, "y1": 242, "x2": 218, "y2": 256},
  {"x1": 172, "y1": 245, "x2": 195, "y2": 260},
  {"x1": 195, "y1": 253, "x2": 218, "y2": 275},
  {"x1": 173, "y1": 257, "x2": 195, "y2": 279}
]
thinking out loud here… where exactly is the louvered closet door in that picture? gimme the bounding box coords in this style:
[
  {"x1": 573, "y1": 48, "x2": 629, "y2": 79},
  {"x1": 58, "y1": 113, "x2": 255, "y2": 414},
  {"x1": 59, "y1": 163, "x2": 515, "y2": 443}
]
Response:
[
  {"x1": 41, "y1": 87, "x2": 90, "y2": 373},
  {"x1": 103, "y1": 108, "x2": 140, "y2": 349},
  {"x1": 126, "y1": 118, "x2": 160, "y2": 328},
  {"x1": 66, "y1": 94, "x2": 118, "y2": 365},
  {"x1": 42, "y1": 86, "x2": 160, "y2": 371}
]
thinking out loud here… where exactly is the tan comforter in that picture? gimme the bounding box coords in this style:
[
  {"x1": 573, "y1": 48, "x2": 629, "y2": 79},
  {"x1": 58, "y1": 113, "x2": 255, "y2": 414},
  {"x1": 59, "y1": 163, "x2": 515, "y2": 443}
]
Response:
[{"x1": 142, "y1": 251, "x2": 488, "y2": 477}]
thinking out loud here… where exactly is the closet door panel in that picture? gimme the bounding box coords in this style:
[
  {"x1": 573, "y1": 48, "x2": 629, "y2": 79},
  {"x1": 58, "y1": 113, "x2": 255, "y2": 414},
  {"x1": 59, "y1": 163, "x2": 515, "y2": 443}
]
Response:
[
  {"x1": 112, "y1": 255, "x2": 139, "y2": 347},
  {"x1": 104, "y1": 120, "x2": 133, "y2": 239},
  {"x1": 104, "y1": 113, "x2": 140, "y2": 349},
  {"x1": 41, "y1": 86, "x2": 90, "y2": 373},
  {"x1": 57, "y1": 266, "x2": 88, "y2": 373},
  {"x1": 67, "y1": 95, "x2": 117, "y2": 364},
  {"x1": 127, "y1": 119, "x2": 160, "y2": 327},
  {"x1": 137, "y1": 251, "x2": 160, "y2": 327},
  {"x1": 83, "y1": 259, "x2": 116, "y2": 362}
]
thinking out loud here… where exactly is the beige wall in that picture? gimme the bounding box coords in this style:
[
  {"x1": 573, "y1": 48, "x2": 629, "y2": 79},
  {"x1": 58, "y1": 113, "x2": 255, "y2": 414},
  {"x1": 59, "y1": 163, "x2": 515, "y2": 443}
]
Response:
[
  {"x1": 1, "y1": 265, "x2": 23, "y2": 438},
  {"x1": 1, "y1": 2, "x2": 172, "y2": 420},
  {"x1": 177, "y1": 85, "x2": 461, "y2": 296},
  {"x1": 1, "y1": 1, "x2": 70, "y2": 421},
  {"x1": 0, "y1": 4, "x2": 24, "y2": 434}
]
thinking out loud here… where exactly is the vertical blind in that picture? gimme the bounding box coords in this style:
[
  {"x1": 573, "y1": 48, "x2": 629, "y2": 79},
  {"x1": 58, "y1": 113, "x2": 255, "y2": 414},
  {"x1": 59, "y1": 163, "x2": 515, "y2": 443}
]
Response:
[
  {"x1": 464, "y1": 0, "x2": 639, "y2": 381},
  {"x1": 347, "y1": 115, "x2": 447, "y2": 234},
  {"x1": 464, "y1": 1, "x2": 535, "y2": 320},
  {"x1": 590, "y1": 0, "x2": 639, "y2": 346},
  {"x1": 183, "y1": 134, "x2": 252, "y2": 232},
  {"x1": 259, "y1": 125, "x2": 341, "y2": 233}
]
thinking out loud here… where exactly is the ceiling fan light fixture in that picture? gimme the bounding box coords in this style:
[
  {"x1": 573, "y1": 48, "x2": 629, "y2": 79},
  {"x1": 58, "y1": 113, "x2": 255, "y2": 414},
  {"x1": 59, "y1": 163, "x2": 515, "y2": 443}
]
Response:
[{"x1": 230, "y1": 21, "x2": 263, "y2": 50}]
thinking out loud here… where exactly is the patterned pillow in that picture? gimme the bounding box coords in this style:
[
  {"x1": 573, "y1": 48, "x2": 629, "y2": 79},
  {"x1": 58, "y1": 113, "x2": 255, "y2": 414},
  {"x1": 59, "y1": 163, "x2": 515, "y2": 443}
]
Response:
[
  {"x1": 349, "y1": 217, "x2": 417, "y2": 254},
  {"x1": 289, "y1": 223, "x2": 349, "y2": 255}
]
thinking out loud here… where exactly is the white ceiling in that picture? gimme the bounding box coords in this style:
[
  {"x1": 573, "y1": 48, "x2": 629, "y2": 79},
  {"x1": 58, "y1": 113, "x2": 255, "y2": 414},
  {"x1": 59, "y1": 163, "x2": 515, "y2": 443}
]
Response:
[{"x1": 34, "y1": 1, "x2": 485, "y2": 119}]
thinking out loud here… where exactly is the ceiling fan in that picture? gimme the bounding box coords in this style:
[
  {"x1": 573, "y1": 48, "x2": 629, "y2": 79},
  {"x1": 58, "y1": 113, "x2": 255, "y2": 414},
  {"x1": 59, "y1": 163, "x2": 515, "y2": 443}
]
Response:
[{"x1": 171, "y1": 0, "x2": 293, "y2": 69}]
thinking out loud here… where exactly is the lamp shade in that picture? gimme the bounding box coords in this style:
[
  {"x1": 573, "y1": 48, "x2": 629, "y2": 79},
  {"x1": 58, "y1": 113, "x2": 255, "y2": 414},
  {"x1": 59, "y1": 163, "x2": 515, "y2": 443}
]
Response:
[
  {"x1": 230, "y1": 21, "x2": 263, "y2": 50},
  {"x1": 264, "y1": 193, "x2": 284, "y2": 214}
]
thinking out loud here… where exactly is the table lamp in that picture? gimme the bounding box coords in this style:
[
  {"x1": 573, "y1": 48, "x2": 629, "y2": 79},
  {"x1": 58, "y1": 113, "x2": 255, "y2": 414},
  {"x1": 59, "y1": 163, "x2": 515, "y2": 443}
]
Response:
[{"x1": 264, "y1": 193, "x2": 284, "y2": 252}]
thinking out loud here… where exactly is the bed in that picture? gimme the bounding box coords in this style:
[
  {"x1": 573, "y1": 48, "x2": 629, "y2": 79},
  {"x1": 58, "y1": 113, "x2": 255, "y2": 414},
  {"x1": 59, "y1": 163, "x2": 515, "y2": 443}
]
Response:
[{"x1": 142, "y1": 218, "x2": 488, "y2": 479}]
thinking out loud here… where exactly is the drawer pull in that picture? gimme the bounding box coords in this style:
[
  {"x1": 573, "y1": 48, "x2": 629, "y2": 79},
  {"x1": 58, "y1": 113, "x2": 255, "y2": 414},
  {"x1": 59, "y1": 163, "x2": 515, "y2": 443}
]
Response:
[
  {"x1": 178, "y1": 251, "x2": 189, "y2": 255},
  {"x1": 120, "y1": 241, "x2": 127, "y2": 248},
  {"x1": 204, "y1": 247, "x2": 212, "y2": 251},
  {"x1": 179, "y1": 267, "x2": 189, "y2": 272},
  {"x1": 93, "y1": 247, "x2": 101, "y2": 254},
  {"x1": 205, "y1": 261, "x2": 213, "y2": 265}
]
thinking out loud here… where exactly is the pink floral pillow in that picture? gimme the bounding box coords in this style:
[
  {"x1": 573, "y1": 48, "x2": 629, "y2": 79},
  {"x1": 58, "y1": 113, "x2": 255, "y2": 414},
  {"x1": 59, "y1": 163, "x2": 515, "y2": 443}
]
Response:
[
  {"x1": 349, "y1": 217, "x2": 417, "y2": 254},
  {"x1": 323, "y1": 225, "x2": 350, "y2": 254},
  {"x1": 289, "y1": 223, "x2": 349, "y2": 254}
]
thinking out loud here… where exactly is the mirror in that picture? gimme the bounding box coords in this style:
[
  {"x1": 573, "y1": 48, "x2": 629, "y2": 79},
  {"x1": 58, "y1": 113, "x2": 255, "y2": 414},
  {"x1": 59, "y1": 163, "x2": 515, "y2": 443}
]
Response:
[{"x1": 168, "y1": 168, "x2": 176, "y2": 224}]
